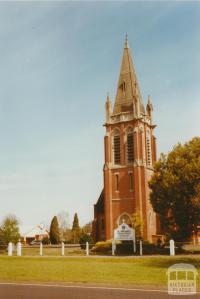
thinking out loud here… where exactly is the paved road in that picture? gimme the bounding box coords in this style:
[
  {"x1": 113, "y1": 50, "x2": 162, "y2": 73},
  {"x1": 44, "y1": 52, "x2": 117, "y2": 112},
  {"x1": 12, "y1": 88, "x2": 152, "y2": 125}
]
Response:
[{"x1": 0, "y1": 283, "x2": 199, "y2": 299}]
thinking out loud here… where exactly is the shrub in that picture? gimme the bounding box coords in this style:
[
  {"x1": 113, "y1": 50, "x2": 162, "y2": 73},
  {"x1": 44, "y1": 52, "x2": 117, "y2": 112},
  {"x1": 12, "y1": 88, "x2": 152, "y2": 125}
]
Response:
[
  {"x1": 141, "y1": 241, "x2": 184, "y2": 255},
  {"x1": 42, "y1": 237, "x2": 50, "y2": 245},
  {"x1": 115, "y1": 240, "x2": 168, "y2": 255},
  {"x1": 79, "y1": 233, "x2": 93, "y2": 249},
  {"x1": 116, "y1": 241, "x2": 135, "y2": 255},
  {"x1": 91, "y1": 241, "x2": 112, "y2": 254}
]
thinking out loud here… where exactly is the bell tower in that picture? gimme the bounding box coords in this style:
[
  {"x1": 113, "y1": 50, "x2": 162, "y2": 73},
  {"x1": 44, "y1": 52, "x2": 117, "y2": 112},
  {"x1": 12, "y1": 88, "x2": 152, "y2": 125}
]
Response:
[{"x1": 93, "y1": 36, "x2": 158, "y2": 242}]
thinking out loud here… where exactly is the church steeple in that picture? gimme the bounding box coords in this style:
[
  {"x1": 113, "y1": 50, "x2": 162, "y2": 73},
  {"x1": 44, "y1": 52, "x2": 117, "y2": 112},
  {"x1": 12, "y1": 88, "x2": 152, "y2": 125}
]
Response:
[
  {"x1": 93, "y1": 37, "x2": 158, "y2": 243},
  {"x1": 113, "y1": 36, "x2": 145, "y2": 117}
]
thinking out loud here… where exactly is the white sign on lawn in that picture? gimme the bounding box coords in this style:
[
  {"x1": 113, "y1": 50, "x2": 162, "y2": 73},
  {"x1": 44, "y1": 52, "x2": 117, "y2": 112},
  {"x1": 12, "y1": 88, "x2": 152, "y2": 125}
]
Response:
[{"x1": 114, "y1": 222, "x2": 135, "y2": 241}]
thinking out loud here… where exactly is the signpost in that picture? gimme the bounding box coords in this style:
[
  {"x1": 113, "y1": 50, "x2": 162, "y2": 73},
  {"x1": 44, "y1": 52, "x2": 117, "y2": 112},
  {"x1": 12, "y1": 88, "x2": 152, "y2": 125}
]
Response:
[{"x1": 114, "y1": 221, "x2": 136, "y2": 253}]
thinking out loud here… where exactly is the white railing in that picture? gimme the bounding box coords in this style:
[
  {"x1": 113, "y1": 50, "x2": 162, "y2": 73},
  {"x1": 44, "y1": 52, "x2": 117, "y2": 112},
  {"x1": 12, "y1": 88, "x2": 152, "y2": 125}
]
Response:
[{"x1": 1, "y1": 240, "x2": 199, "y2": 257}]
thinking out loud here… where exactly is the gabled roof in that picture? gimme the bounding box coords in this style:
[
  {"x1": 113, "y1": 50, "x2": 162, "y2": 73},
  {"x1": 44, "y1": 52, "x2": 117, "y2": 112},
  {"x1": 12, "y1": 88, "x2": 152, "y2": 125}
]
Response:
[{"x1": 23, "y1": 224, "x2": 49, "y2": 238}]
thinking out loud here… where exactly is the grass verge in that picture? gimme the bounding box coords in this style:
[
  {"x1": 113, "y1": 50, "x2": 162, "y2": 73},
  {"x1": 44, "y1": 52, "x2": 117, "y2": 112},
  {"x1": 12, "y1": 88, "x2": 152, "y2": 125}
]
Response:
[{"x1": 0, "y1": 256, "x2": 199, "y2": 288}]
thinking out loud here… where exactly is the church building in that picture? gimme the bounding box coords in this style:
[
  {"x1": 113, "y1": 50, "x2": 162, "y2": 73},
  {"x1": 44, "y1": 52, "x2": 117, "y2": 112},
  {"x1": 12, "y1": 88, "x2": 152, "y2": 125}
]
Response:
[{"x1": 93, "y1": 37, "x2": 159, "y2": 242}]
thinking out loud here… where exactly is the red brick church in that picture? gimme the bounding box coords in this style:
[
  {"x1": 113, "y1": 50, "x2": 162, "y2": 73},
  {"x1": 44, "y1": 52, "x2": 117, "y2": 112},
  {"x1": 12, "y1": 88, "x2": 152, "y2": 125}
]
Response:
[{"x1": 93, "y1": 37, "x2": 159, "y2": 242}]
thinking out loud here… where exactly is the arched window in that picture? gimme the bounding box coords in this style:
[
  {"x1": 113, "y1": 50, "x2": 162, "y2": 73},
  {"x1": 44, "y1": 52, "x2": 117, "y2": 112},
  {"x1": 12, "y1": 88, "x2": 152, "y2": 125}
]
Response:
[
  {"x1": 118, "y1": 213, "x2": 132, "y2": 227},
  {"x1": 115, "y1": 173, "x2": 119, "y2": 191},
  {"x1": 126, "y1": 127, "x2": 134, "y2": 163},
  {"x1": 113, "y1": 129, "x2": 121, "y2": 165},
  {"x1": 119, "y1": 81, "x2": 126, "y2": 98},
  {"x1": 146, "y1": 135, "x2": 152, "y2": 166},
  {"x1": 122, "y1": 81, "x2": 126, "y2": 93}
]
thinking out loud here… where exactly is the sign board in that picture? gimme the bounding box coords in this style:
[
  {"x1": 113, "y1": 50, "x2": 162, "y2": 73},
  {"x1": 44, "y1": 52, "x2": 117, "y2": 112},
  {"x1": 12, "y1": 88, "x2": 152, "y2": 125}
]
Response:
[{"x1": 114, "y1": 223, "x2": 135, "y2": 241}]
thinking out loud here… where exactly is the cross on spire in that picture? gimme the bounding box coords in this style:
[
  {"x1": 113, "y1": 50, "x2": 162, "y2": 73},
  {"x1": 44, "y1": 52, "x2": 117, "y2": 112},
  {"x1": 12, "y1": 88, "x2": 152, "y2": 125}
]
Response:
[{"x1": 125, "y1": 33, "x2": 129, "y2": 48}]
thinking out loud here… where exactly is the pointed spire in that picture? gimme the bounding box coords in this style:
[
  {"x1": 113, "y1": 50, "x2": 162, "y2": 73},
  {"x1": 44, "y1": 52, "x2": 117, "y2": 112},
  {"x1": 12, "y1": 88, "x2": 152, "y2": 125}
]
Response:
[
  {"x1": 113, "y1": 37, "x2": 145, "y2": 116},
  {"x1": 147, "y1": 95, "x2": 152, "y2": 106},
  {"x1": 105, "y1": 93, "x2": 112, "y2": 123},
  {"x1": 146, "y1": 95, "x2": 153, "y2": 123},
  {"x1": 106, "y1": 92, "x2": 110, "y2": 103},
  {"x1": 147, "y1": 95, "x2": 153, "y2": 110}
]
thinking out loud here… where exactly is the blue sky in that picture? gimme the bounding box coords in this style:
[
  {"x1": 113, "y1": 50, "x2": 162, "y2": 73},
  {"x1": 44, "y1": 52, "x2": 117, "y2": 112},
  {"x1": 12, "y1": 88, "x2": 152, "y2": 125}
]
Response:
[{"x1": 0, "y1": 1, "x2": 199, "y2": 230}]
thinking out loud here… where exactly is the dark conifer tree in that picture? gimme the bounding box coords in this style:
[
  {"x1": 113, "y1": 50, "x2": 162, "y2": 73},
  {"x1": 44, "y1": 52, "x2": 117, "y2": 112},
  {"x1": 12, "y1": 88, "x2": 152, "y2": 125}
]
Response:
[
  {"x1": 72, "y1": 213, "x2": 80, "y2": 230},
  {"x1": 71, "y1": 213, "x2": 80, "y2": 243},
  {"x1": 50, "y1": 216, "x2": 60, "y2": 244}
]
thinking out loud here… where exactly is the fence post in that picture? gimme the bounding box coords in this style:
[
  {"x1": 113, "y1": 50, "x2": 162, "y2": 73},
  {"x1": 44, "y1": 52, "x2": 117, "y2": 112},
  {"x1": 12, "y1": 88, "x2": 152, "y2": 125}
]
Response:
[
  {"x1": 8, "y1": 242, "x2": 13, "y2": 256},
  {"x1": 112, "y1": 240, "x2": 115, "y2": 256},
  {"x1": 139, "y1": 240, "x2": 143, "y2": 256},
  {"x1": 170, "y1": 239, "x2": 175, "y2": 256},
  {"x1": 17, "y1": 241, "x2": 22, "y2": 256},
  {"x1": 133, "y1": 229, "x2": 136, "y2": 253},
  {"x1": 40, "y1": 242, "x2": 43, "y2": 256},
  {"x1": 86, "y1": 242, "x2": 89, "y2": 256},
  {"x1": 61, "y1": 242, "x2": 65, "y2": 256}
]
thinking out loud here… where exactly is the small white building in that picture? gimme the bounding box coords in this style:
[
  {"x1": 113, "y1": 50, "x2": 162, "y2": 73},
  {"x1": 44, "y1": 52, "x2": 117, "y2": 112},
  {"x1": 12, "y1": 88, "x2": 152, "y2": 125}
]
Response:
[{"x1": 22, "y1": 224, "x2": 49, "y2": 244}]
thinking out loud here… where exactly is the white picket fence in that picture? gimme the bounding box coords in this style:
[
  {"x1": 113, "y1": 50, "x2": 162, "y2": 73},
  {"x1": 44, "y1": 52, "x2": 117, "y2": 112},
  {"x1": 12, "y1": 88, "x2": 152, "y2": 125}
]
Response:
[
  {"x1": 6, "y1": 240, "x2": 177, "y2": 257},
  {"x1": 6, "y1": 241, "x2": 88, "y2": 257}
]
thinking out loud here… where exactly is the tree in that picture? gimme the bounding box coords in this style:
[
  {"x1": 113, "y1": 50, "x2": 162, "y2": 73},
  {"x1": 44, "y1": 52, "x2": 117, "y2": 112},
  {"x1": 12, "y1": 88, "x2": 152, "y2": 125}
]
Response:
[
  {"x1": 71, "y1": 213, "x2": 80, "y2": 243},
  {"x1": 0, "y1": 214, "x2": 20, "y2": 245},
  {"x1": 131, "y1": 212, "x2": 143, "y2": 239},
  {"x1": 149, "y1": 137, "x2": 200, "y2": 241},
  {"x1": 50, "y1": 216, "x2": 60, "y2": 244},
  {"x1": 79, "y1": 233, "x2": 93, "y2": 249},
  {"x1": 57, "y1": 210, "x2": 70, "y2": 241},
  {"x1": 62, "y1": 228, "x2": 72, "y2": 243},
  {"x1": 72, "y1": 213, "x2": 80, "y2": 230},
  {"x1": 82, "y1": 221, "x2": 92, "y2": 235},
  {"x1": 79, "y1": 221, "x2": 93, "y2": 248}
]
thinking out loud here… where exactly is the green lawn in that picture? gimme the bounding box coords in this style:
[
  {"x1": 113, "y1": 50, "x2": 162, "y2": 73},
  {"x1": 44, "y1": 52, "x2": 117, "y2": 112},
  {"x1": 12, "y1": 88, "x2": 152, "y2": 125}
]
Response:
[
  {"x1": 0, "y1": 256, "x2": 199, "y2": 288},
  {"x1": 22, "y1": 247, "x2": 84, "y2": 256},
  {"x1": 0, "y1": 246, "x2": 84, "y2": 256}
]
